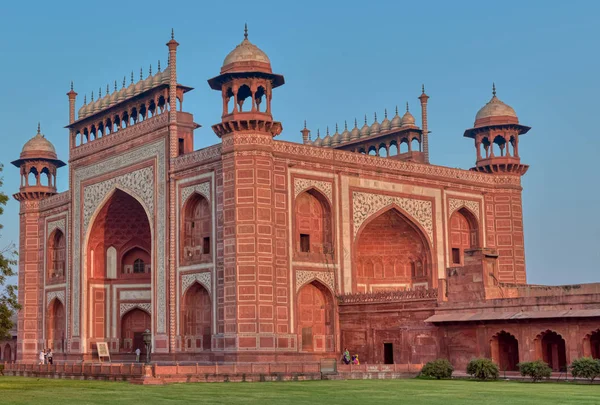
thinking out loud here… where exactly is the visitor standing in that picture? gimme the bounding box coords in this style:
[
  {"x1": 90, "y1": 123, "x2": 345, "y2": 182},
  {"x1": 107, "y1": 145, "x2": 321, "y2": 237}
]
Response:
[
  {"x1": 47, "y1": 349, "x2": 53, "y2": 365},
  {"x1": 43, "y1": 349, "x2": 48, "y2": 365},
  {"x1": 135, "y1": 347, "x2": 141, "y2": 363},
  {"x1": 38, "y1": 350, "x2": 45, "y2": 365}
]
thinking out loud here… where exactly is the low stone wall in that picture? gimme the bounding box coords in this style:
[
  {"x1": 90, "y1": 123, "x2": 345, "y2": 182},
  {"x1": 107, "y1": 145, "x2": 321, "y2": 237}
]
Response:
[{"x1": 3, "y1": 362, "x2": 423, "y2": 384}]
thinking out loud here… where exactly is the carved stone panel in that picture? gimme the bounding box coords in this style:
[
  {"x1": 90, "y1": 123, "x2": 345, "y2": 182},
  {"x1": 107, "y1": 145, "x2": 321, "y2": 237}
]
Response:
[
  {"x1": 294, "y1": 178, "x2": 333, "y2": 202},
  {"x1": 181, "y1": 272, "x2": 212, "y2": 296},
  {"x1": 352, "y1": 191, "x2": 433, "y2": 242},
  {"x1": 296, "y1": 270, "x2": 336, "y2": 293},
  {"x1": 47, "y1": 290, "x2": 66, "y2": 307},
  {"x1": 448, "y1": 198, "x2": 481, "y2": 221},
  {"x1": 120, "y1": 302, "x2": 152, "y2": 318},
  {"x1": 181, "y1": 182, "x2": 210, "y2": 208}
]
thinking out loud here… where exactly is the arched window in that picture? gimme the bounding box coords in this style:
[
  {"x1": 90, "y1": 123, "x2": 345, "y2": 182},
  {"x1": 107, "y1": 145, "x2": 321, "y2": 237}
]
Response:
[
  {"x1": 449, "y1": 207, "x2": 479, "y2": 266},
  {"x1": 47, "y1": 229, "x2": 66, "y2": 281},
  {"x1": 294, "y1": 189, "x2": 333, "y2": 256},
  {"x1": 490, "y1": 331, "x2": 519, "y2": 371},
  {"x1": 182, "y1": 194, "x2": 212, "y2": 265},
  {"x1": 182, "y1": 282, "x2": 211, "y2": 351},
  {"x1": 133, "y1": 258, "x2": 145, "y2": 274},
  {"x1": 297, "y1": 281, "x2": 334, "y2": 352}
]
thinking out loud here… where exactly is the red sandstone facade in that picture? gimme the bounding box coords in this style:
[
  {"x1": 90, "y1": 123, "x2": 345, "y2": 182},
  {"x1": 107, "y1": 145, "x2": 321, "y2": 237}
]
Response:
[{"x1": 9, "y1": 29, "x2": 600, "y2": 372}]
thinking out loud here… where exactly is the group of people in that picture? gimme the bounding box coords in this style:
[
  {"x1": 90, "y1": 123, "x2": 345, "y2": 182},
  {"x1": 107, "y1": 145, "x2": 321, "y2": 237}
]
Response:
[
  {"x1": 38, "y1": 349, "x2": 53, "y2": 365},
  {"x1": 341, "y1": 348, "x2": 360, "y2": 365}
]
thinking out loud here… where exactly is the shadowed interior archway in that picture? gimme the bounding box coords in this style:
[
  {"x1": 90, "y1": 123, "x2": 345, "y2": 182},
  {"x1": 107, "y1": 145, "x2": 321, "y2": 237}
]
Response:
[
  {"x1": 3, "y1": 344, "x2": 11, "y2": 363},
  {"x1": 355, "y1": 207, "x2": 432, "y2": 292},
  {"x1": 583, "y1": 329, "x2": 600, "y2": 359},
  {"x1": 535, "y1": 330, "x2": 567, "y2": 372},
  {"x1": 297, "y1": 280, "x2": 334, "y2": 353},
  {"x1": 490, "y1": 331, "x2": 519, "y2": 371},
  {"x1": 181, "y1": 193, "x2": 212, "y2": 266},
  {"x1": 181, "y1": 282, "x2": 212, "y2": 351},
  {"x1": 47, "y1": 229, "x2": 66, "y2": 283},
  {"x1": 294, "y1": 188, "x2": 333, "y2": 257}
]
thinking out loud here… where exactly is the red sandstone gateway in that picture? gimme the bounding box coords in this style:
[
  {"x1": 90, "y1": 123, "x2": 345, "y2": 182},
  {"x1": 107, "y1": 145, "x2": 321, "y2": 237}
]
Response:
[{"x1": 5, "y1": 27, "x2": 600, "y2": 375}]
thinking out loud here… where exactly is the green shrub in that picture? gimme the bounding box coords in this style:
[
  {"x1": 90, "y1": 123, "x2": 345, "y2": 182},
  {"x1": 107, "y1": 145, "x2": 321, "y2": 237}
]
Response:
[
  {"x1": 0, "y1": 364, "x2": 4, "y2": 375},
  {"x1": 518, "y1": 360, "x2": 552, "y2": 382},
  {"x1": 466, "y1": 358, "x2": 499, "y2": 380},
  {"x1": 420, "y1": 359, "x2": 454, "y2": 379},
  {"x1": 570, "y1": 357, "x2": 600, "y2": 382}
]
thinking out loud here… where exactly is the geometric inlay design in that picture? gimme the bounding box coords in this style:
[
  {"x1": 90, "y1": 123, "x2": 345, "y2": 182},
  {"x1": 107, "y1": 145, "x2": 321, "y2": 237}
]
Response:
[
  {"x1": 352, "y1": 191, "x2": 433, "y2": 242},
  {"x1": 294, "y1": 178, "x2": 333, "y2": 202},
  {"x1": 448, "y1": 198, "x2": 481, "y2": 221},
  {"x1": 47, "y1": 218, "x2": 66, "y2": 237},
  {"x1": 296, "y1": 270, "x2": 336, "y2": 293},
  {"x1": 120, "y1": 302, "x2": 152, "y2": 318},
  {"x1": 181, "y1": 272, "x2": 212, "y2": 296},
  {"x1": 181, "y1": 182, "x2": 210, "y2": 208},
  {"x1": 46, "y1": 290, "x2": 65, "y2": 306},
  {"x1": 73, "y1": 139, "x2": 166, "y2": 336}
]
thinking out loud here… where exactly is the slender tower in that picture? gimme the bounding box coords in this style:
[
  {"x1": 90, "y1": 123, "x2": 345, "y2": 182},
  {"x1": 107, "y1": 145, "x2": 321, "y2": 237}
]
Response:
[{"x1": 418, "y1": 85, "x2": 430, "y2": 163}]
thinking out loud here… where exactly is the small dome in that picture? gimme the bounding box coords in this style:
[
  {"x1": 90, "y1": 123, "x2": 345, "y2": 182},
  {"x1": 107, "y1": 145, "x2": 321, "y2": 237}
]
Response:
[
  {"x1": 222, "y1": 28, "x2": 271, "y2": 73},
  {"x1": 78, "y1": 103, "x2": 86, "y2": 119},
  {"x1": 161, "y1": 66, "x2": 171, "y2": 85},
  {"x1": 360, "y1": 117, "x2": 370, "y2": 138},
  {"x1": 381, "y1": 109, "x2": 391, "y2": 131},
  {"x1": 322, "y1": 129, "x2": 332, "y2": 147},
  {"x1": 350, "y1": 120, "x2": 360, "y2": 140},
  {"x1": 341, "y1": 122, "x2": 350, "y2": 142},
  {"x1": 331, "y1": 125, "x2": 341, "y2": 146},
  {"x1": 20, "y1": 125, "x2": 57, "y2": 160},
  {"x1": 370, "y1": 113, "x2": 380, "y2": 135},
  {"x1": 117, "y1": 84, "x2": 127, "y2": 103},
  {"x1": 475, "y1": 86, "x2": 518, "y2": 125},
  {"x1": 313, "y1": 132, "x2": 323, "y2": 147},
  {"x1": 401, "y1": 103, "x2": 415, "y2": 126},
  {"x1": 391, "y1": 106, "x2": 402, "y2": 129}
]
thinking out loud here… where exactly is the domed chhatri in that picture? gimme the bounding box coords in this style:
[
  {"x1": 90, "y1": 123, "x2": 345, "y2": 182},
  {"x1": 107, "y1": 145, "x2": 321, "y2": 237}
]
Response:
[
  {"x1": 474, "y1": 83, "x2": 518, "y2": 127},
  {"x1": 20, "y1": 123, "x2": 59, "y2": 160},
  {"x1": 221, "y1": 24, "x2": 272, "y2": 74},
  {"x1": 401, "y1": 103, "x2": 416, "y2": 127}
]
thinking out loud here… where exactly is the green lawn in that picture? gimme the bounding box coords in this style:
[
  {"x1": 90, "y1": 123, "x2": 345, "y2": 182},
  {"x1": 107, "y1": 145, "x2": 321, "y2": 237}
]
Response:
[{"x1": 0, "y1": 377, "x2": 598, "y2": 405}]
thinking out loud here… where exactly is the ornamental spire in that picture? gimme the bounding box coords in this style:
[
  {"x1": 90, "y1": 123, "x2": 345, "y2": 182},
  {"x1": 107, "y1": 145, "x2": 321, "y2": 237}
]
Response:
[
  {"x1": 37, "y1": 122, "x2": 41, "y2": 134},
  {"x1": 123, "y1": 76, "x2": 126, "y2": 88},
  {"x1": 171, "y1": 28, "x2": 174, "y2": 40},
  {"x1": 158, "y1": 60, "x2": 161, "y2": 72},
  {"x1": 70, "y1": 81, "x2": 74, "y2": 91},
  {"x1": 406, "y1": 102, "x2": 409, "y2": 112},
  {"x1": 492, "y1": 82, "x2": 496, "y2": 97},
  {"x1": 244, "y1": 23, "x2": 248, "y2": 39},
  {"x1": 131, "y1": 71, "x2": 134, "y2": 84}
]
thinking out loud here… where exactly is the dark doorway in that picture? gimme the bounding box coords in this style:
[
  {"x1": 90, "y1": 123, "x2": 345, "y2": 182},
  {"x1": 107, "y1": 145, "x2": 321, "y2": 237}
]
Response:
[
  {"x1": 133, "y1": 332, "x2": 146, "y2": 355},
  {"x1": 384, "y1": 343, "x2": 394, "y2": 364},
  {"x1": 302, "y1": 327, "x2": 313, "y2": 351}
]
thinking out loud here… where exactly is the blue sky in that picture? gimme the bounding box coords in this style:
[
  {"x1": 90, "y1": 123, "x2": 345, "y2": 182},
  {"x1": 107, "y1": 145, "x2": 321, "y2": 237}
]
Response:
[{"x1": 0, "y1": 0, "x2": 598, "y2": 285}]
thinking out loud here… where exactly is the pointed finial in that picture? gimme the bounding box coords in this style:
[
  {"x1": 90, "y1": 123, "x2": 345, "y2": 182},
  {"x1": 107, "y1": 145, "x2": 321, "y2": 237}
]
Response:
[
  {"x1": 140, "y1": 67, "x2": 143, "y2": 81},
  {"x1": 158, "y1": 60, "x2": 161, "y2": 72},
  {"x1": 395, "y1": 105, "x2": 399, "y2": 115},
  {"x1": 37, "y1": 122, "x2": 41, "y2": 134},
  {"x1": 335, "y1": 123, "x2": 339, "y2": 133},
  {"x1": 422, "y1": 84, "x2": 425, "y2": 93},
  {"x1": 364, "y1": 114, "x2": 367, "y2": 124},
  {"x1": 106, "y1": 84, "x2": 109, "y2": 95},
  {"x1": 406, "y1": 102, "x2": 409, "y2": 112},
  {"x1": 374, "y1": 112, "x2": 377, "y2": 122},
  {"x1": 326, "y1": 126, "x2": 330, "y2": 136},
  {"x1": 70, "y1": 81, "x2": 74, "y2": 91},
  {"x1": 149, "y1": 64, "x2": 152, "y2": 76},
  {"x1": 123, "y1": 76, "x2": 126, "y2": 88},
  {"x1": 344, "y1": 120, "x2": 348, "y2": 130},
  {"x1": 303, "y1": 120, "x2": 307, "y2": 129},
  {"x1": 91, "y1": 91, "x2": 94, "y2": 101},
  {"x1": 83, "y1": 95, "x2": 87, "y2": 104},
  {"x1": 131, "y1": 71, "x2": 134, "y2": 84},
  {"x1": 317, "y1": 129, "x2": 320, "y2": 138},
  {"x1": 384, "y1": 108, "x2": 388, "y2": 118},
  {"x1": 492, "y1": 82, "x2": 496, "y2": 96},
  {"x1": 244, "y1": 23, "x2": 248, "y2": 39},
  {"x1": 171, "y1": 28, "x2": 174, "y2": 40},
  {"x1": 114, "y1": 81, "x2": 117, "y2": 92},
  {"x1": 99, "y1": 87, "x2": 102, "y2": 98},
  {"x1": 354, "y1": 118, "x2": 358, "y2": 127}
]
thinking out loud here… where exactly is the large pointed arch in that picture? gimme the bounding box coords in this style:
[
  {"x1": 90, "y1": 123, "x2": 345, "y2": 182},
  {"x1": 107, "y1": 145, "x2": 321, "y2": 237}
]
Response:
[
  {"x1": 180, "y1": 192, "x2": 212, "y2": 266},
  {"x1": 354, "y1": 204, "x2": 433, "y2": 292},
  {"x1": 449, "y1": 207, "x2": 480, "y2": 266},
  {"x1": 294, "y1": 187, "x2": 334, "y2": 256},
  {"x1": 46, "y1": 297, "x2": 66, "y2": 353},
  {"x1": 180, "y1": 282, "x2": 212, "y2": 351},
  {"x1": 296, "y1": 280, "x2": 335, "y2": 353},
  {"x1": 82, "y1": 186, "x2": 153, "y2": 344},
  {"x1": 534, "y1": 329, "x2": 567, "y2": 372}
]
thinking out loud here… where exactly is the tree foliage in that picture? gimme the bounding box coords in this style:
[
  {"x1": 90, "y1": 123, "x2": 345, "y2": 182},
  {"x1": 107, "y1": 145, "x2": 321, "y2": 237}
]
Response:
[
  {"x1": 0, "y1": 163, "x2": 19, "y2": 340},
  {"x1": 517, "y1": 360, "x2": 552, "y2": 382},
  {"x1": 420, "y1": 359, "x2": 454, "y2": 379},
  {"x1": 466, "y1": 358, "x2": 499, "y2": 380},
  {"x1": 570, "y1": 357, "x2": 600, "y2": 382}
]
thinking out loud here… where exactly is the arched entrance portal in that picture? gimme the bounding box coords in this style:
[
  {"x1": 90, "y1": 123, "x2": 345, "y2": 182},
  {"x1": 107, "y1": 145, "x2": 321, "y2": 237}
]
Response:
[
  {"x1": 46, "y1": 298, "x2": 66, "y2": 352},
  {"x1": 536, "y1": 330, "x2": 567, "y2": 372},
  {"x1": 490, "y1": 331, "x2": 519, "y2": 371},
  {"x1": 294, "y1": 189, "x2": 333, "y2": 255},
  {"x1": 297, "y1": 281, "x2": 334, "y2": 352},
  {"x1": 355, "y1": 208, "x2": 432, "y2": 292},
  {"x1": 181, "y1": 282, "x2": 212, "y2": 351},
  {"x1": 121, "y1": 308, "x2": 151, "y2": 353},
  {"x1": 87, "y1": 189, "x2": 152, "y2": 345},
  {"x1": 3, "y1": 344, "x2": 12, "y2": 362}
]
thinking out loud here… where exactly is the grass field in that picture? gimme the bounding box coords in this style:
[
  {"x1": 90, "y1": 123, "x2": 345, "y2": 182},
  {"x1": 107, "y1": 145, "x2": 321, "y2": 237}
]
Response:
[{"x1": 0, "y1": 377, "x2": 598, "y2": 405}]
